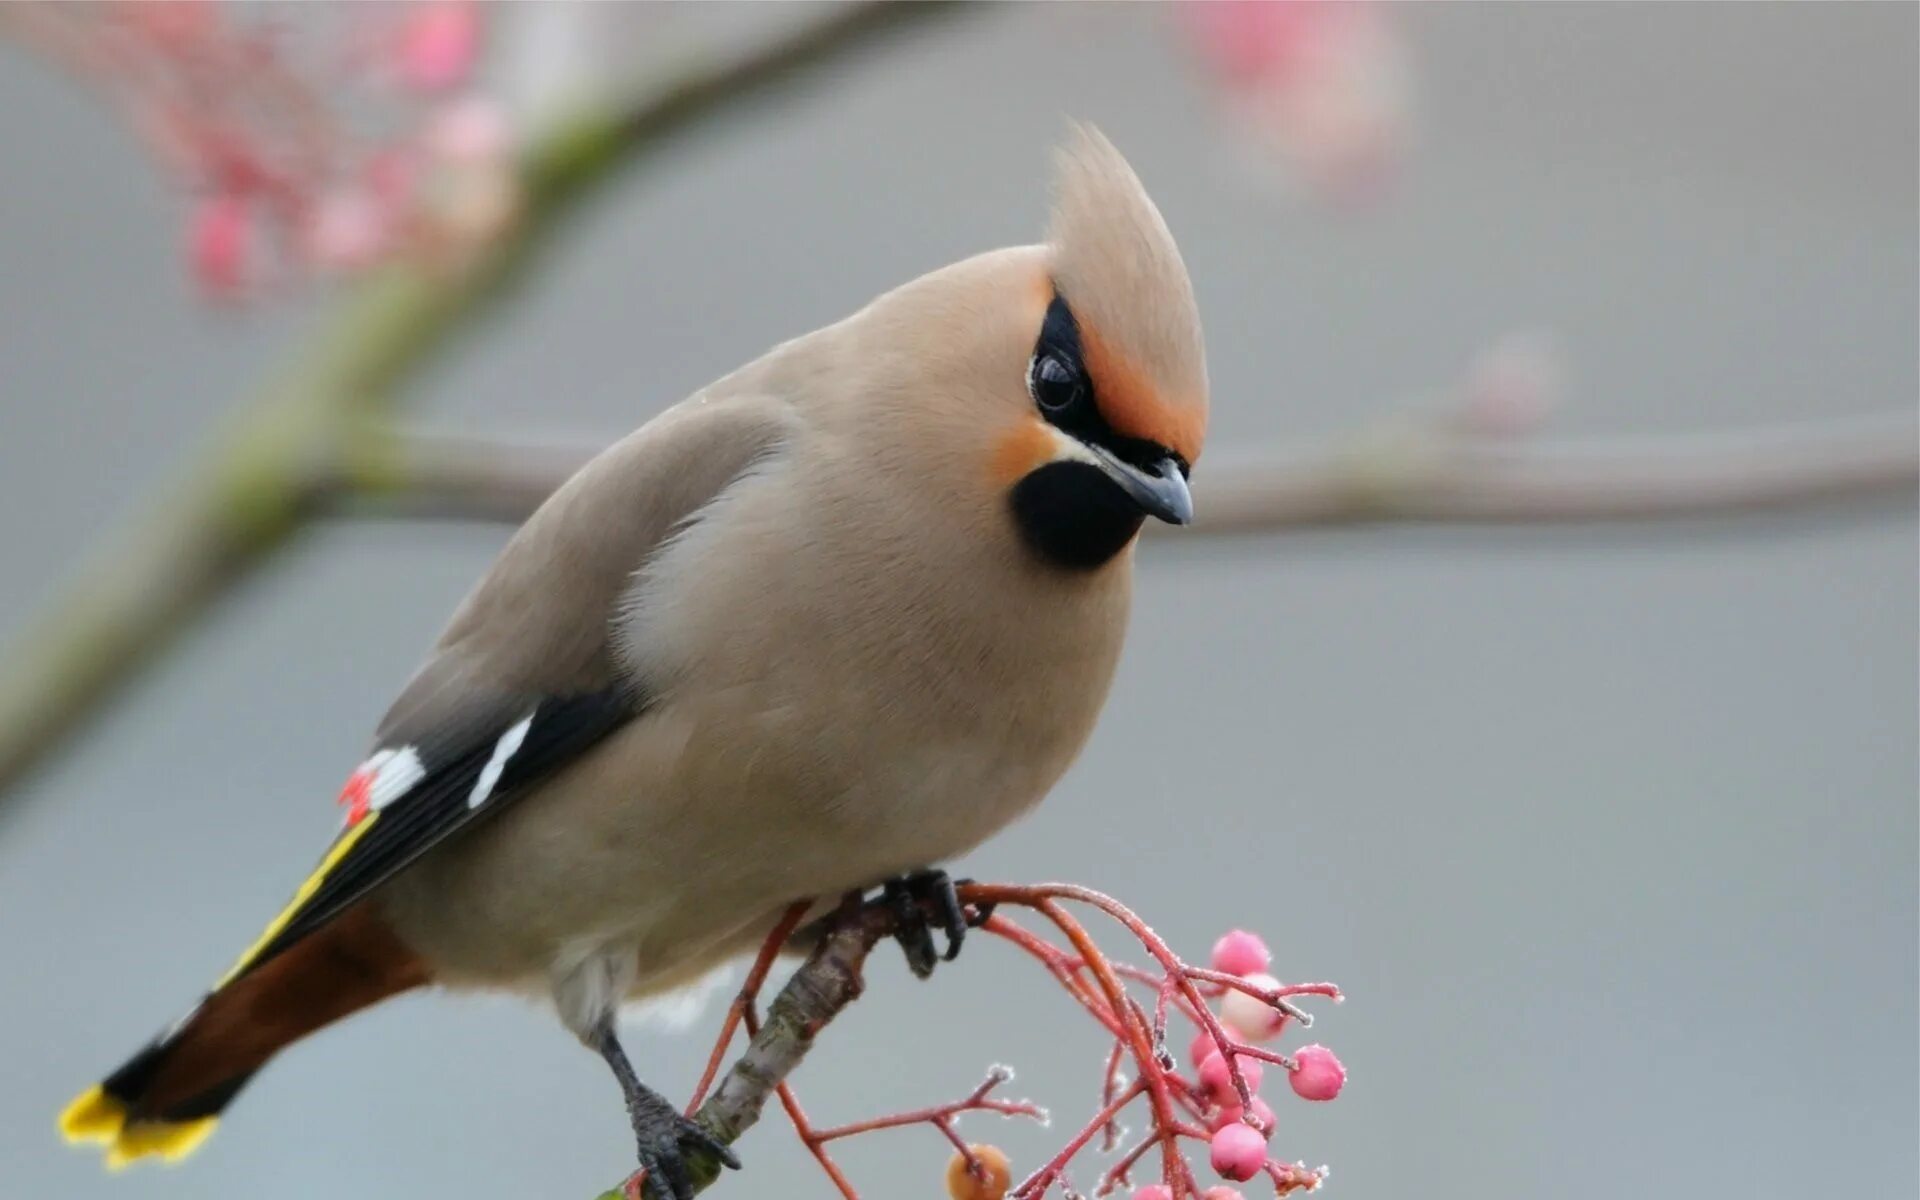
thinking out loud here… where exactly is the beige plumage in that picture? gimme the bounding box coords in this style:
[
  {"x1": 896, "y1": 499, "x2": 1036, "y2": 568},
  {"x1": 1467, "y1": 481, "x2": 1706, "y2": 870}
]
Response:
[{"x1": 62, "y1": 124, "x2": 1207, "y2": 1195}]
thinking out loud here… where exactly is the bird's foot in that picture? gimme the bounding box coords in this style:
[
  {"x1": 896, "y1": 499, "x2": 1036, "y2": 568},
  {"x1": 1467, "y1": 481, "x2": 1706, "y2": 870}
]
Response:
[
  {"x1": 882, "y1": 868, "x2": 995, "y2": 980},
  {"x1": 623, "y1": 1088, "x2": 739, "y2": 1200}
]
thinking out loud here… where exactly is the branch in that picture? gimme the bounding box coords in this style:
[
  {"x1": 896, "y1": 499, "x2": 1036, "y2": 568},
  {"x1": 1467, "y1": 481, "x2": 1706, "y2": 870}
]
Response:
[
  {"x1": 334, "y1": 410, "x2": 1918, "y2": 530},
  {"x1": 1187, "y1": 410, "x2": 1919, "y2": 531},
  {"x1": 0, "y1": 1, "x2": 965, "y2": 806},
  {"x1": 586, "y1": 897, "x2": 896, "y2": 1200}
]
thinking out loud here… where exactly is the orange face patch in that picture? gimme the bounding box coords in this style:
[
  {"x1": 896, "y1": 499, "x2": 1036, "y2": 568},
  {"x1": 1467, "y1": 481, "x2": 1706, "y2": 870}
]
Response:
[
  {"x1": 1077, "y1": 320, "x2": 1206, "y2": 465},
  {"x1": 989, "y1": 419, "x2": 1060, "y2": 486}
]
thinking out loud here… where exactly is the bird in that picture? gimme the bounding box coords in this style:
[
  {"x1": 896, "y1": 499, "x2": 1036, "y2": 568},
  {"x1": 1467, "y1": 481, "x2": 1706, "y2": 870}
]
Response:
[{"x1": 60, "y1": 123, "x2": 1207, "y2": 1199}]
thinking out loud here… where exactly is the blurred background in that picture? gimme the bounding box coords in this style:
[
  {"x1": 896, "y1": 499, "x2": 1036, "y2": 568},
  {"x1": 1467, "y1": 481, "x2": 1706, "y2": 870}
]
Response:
[{"x1": 0, "y1": 4, "x2": 1914, "y2": 1199}]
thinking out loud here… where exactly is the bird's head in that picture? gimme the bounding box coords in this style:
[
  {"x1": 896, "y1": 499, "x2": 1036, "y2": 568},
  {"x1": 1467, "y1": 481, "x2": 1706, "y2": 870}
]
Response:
[
  {"x1": 995, "y1": 124, "x2": 1208, "y2": 569},
  {"x1": 822, "y1": 124, "x2": 1205, "y2": 570}
]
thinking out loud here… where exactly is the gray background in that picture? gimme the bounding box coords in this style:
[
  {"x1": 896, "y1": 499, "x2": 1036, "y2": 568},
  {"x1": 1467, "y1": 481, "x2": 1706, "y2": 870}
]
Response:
[{"x1": 1, "y1": 4, "x2": 1914, "y2": 1199}]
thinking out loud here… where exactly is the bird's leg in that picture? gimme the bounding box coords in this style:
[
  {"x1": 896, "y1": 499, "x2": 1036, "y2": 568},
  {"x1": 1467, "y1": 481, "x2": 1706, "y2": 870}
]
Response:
[
  {"x1": 882, "y1": 868, "x2": 994, "y2": 978},
  {"x1": 591, "y1": 1017, "x2": 739, "y2": 1200}
]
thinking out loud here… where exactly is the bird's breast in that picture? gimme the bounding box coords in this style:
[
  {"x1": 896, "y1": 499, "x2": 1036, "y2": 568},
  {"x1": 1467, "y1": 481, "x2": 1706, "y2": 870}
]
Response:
[{"x1": 624, "y1": 456, "x2": 1134, "y2": 857}]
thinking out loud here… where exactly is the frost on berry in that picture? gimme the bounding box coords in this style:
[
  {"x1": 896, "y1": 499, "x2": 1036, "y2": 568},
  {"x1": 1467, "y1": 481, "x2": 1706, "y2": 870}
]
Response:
[
  {"x1": 1130, "y1": 1186, "x2": 1174, "y2": 1200},
  {"x1": 1288, "y1": 1044, "x2": 1346, "y2": 1102},
  {"x1": 1219, "y1": 972, "x2": 1290, "y2": 1042},
  {"x1": 1207, "y1": 1094, "x2": 1276, "y2": 1137},
  {"x1": 1198, "y1": 1050, "x2": 1264, "y2": 1103},
  {"x1": 1188, "y1": 1029, "x2": 1215, "y2": 1068},
  {"x1": 945, "y1": 1143, "x2": 1012, "y2": 1200},
  {"x1": 1209, "y1": 1123, "x2": 1266, "y2": 1182},
  {"x1": 1209, "y1": 929, "x2": 1272, "y2": 977}
]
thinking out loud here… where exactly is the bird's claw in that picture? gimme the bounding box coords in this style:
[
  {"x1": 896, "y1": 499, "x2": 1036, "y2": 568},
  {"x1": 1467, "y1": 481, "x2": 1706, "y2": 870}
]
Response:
[
  {"x1": 627, "y1": 1094, "x2": 738, "y2": 1200},
  {"x1": 884, "y1": 874, "x2": 940, "y2": 978},
  {"x1": 883, "y1": 869, "x2": 990, "y2": 979}
]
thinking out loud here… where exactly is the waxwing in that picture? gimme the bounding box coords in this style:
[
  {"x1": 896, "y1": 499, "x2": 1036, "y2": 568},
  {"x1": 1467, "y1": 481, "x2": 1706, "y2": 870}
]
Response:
[{"x1": 62, "y1": 124, "x2": 1208, "y2": 1199}]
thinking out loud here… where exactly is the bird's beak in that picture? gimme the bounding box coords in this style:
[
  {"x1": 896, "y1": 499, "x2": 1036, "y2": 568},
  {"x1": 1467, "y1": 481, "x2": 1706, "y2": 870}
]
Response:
[{"x1": 1089, "y1": 445, "x2": 1193, "y2": 526}]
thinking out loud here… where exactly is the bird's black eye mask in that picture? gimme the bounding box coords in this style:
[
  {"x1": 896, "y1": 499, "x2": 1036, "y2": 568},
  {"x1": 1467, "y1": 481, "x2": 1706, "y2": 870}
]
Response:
[{"x1": 1027, "y1": 292, "x2": 1190, "y2": 479}]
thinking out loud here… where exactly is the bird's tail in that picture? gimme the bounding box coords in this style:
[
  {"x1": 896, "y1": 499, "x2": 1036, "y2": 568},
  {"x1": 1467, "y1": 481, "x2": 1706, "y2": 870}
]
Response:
[{"x1": 59, "y1": 903, "x2": 427, "y2": 1169}]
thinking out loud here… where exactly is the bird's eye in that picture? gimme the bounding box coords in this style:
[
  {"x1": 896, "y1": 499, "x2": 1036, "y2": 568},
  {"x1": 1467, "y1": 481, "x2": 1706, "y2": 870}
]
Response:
[{"x1": 1029, "y1": 353, "x2": 1084, "y2": 415}]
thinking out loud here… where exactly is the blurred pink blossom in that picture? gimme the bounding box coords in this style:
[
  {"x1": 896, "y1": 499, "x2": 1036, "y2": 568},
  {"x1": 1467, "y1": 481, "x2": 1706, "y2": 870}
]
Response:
[
  {"x1": 11, "y1": 0, "x2": 508, "y2": 299},
  {"x1": 1451, "y1": 332, "x2": 1565, "y2": 438},
  {"x1": 187, "y1": 192, "x2": 253, "y2": 298},
  {"x1": 304, "y1": 187, "x2": 388, "y2": 273},
  {"x1": 425, "y1": 96, "x2": 513, "y2": 168},
  {"x1": 1181, "y1": 0, "x2": 1411, "y2": 208},
  {"x1": 393, "y1": 0, "x2": 480, "y2": 94}
]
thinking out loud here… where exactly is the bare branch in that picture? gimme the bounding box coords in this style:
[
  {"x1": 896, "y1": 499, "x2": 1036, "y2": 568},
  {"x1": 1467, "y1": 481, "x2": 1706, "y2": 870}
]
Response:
[
  {"x1": 335, "y1": 411, "x2": 1919, "y2": 531},
  {"x1": 0, "y1": 1, "x2": 966, "y2": 806},
  {"x1": 1188, "y1": 410, "x2": 1919, "y2": 531},
  {"x1": 585, "y1": 896, "x2": 894, "y2": 1200}
]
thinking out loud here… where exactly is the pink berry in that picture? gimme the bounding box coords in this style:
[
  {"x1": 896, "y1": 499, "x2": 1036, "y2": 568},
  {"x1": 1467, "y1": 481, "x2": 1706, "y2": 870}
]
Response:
[
  {"x1": 1209, "y1": 1123, "x2": 1266, "y2": 1182},
  {"x1": 1219, "y1": 973, "x2": 1288, "y2": 1042},
  {"x1": 1131, "y1": 1188, "x2": 1174, "y2": 1200},
  {"x1": 1289, "y1": 1044, "x2": 1346, "y2": 1101},
  {"x1": 1207, "y1": 1095, "x2": 1276, "y2": 1136},
  {"x1": 1188, "y1": 1030, "x2": 1215, "y2": 1068},
  {"x1": 1210, "y1": 929, "x2": 1271, "y2": 977},
  {"x1": 1202, "y1": 1190, "x2": 1245, "y2": 1200},
  {"x1": 1198, "y1": 1051, "x2": 1264, "y2": 1101}
]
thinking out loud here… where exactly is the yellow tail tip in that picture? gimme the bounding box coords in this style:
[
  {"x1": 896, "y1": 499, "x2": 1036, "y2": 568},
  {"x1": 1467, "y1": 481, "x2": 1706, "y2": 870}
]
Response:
[
  {"x1": 59, "y1": 1086, "x2": 218, "y2": 1167},
  {"x1": 103, "y1": 1116, "x2": 218, "y2": 1169},
  {"x1": 59, "y1": 1086, "x2": 126, "y2": 1145}
]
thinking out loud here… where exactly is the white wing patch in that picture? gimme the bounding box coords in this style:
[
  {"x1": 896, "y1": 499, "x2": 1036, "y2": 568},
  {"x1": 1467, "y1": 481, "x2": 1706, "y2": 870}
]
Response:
[
  {"x1": 337, "y1": 746, "x2": 426, "y2": 828},
  {"x1": 468, "y1": 714, "x2": 535, "y2": 809}
]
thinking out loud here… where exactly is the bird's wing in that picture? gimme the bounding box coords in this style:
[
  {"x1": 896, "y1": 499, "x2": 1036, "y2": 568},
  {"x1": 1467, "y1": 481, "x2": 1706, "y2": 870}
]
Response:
[{"x1": 218, "y1": 396, "x2": 795, "y2": 985}]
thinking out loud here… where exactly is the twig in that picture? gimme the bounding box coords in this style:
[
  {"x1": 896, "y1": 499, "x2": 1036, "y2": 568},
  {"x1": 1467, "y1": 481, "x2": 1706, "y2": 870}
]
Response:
[
  {"x1": 0, "y1": 0, "x2": 965, "y2": 807},
  {"x1": 684, "y1": 900, "x2": 813, "y2": 1116},
  {"x1": 593, "y1": 894, "x2": 897, "y2": 1200},
  {"x1": 339, "y1": 411, "x2": 1919, "y2": 529}
]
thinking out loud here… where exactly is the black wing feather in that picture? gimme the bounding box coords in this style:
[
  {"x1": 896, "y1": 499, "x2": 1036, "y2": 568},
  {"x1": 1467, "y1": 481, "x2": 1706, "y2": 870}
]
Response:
[{"x1": 238, "y1": 687, "x2": 636, "y2": 976}]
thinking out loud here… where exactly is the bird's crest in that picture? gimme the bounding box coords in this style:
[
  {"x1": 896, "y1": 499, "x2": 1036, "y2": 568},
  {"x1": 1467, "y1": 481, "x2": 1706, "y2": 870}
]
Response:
[{"x1": 1045, "y1": 123, "x2": 1208, "y2": 463}]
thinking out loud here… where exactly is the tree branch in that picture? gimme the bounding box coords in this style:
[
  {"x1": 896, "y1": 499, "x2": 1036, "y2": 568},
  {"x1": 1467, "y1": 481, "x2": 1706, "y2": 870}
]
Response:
[
  {"x1": 588, "y1": 896, "x2": 894, "y2": 1200},
  {"x1": 0, "y1": 1, "x2": 964, "y2": 807},
  {"x1": 332, "y1": 411, "x2": 1918, "y2": 531}
]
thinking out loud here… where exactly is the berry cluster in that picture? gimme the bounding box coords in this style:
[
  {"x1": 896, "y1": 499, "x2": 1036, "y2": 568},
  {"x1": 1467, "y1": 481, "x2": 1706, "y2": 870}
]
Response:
[
  {"x1": 933, "y1": 915, "x2": 1345, "y2": 1199},
  {"x1": 680, "y1": 886, "x2": 1342, "y2": 1200}
]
